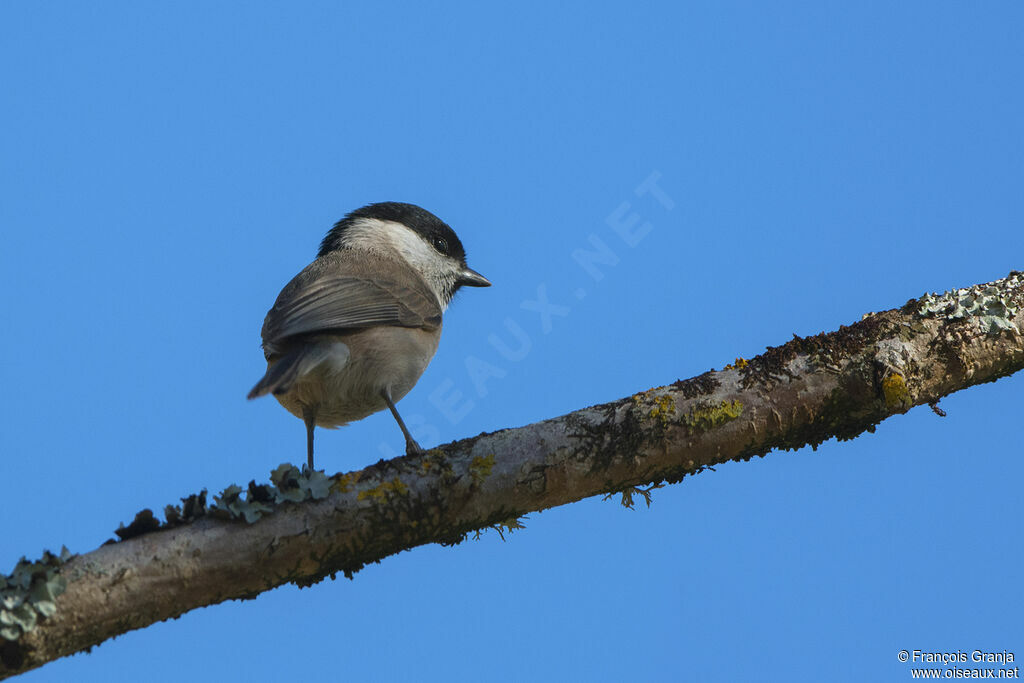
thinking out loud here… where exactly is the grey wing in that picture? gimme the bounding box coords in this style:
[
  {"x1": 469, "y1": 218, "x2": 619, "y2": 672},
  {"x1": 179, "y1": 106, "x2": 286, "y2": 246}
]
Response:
[{"x1": 261, "y1": 275, "x2": 442, "y2": 352}]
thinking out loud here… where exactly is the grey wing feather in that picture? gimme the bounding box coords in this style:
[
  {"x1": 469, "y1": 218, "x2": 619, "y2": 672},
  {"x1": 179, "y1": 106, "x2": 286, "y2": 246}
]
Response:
[
  {"x1": 261, "y1": 254, "x2": 442, "y2": 352},
  {"x1": 247, "y1": 342, "x2": 343, "y2": 399}
]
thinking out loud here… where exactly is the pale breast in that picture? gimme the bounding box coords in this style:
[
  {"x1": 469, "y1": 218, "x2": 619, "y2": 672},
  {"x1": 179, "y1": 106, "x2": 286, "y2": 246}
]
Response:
[{"x1": 274, "y1": 327, "x2": 441, "y2": 428}]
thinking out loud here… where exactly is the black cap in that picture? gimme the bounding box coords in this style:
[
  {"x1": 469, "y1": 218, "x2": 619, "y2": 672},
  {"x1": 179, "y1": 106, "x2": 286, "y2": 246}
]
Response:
[{"x1": 318, "y1": 202, "x2": 468, "y2": 265}]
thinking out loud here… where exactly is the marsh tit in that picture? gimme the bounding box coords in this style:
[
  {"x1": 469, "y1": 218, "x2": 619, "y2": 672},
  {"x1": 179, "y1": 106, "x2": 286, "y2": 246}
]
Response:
[{"x1": 248, "y1": 202, "x2": 490, "y2": 469}]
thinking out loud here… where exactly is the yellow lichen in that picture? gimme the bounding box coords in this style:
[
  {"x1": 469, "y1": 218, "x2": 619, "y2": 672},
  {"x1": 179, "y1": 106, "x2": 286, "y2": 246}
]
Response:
[
  {"x1": 469, "y1": 454, "x2": 496, "y2": 485},
  {"x1": 648, "y1": 395, "x2": 676, "y2": 427},
  {"x1": 631, "y1": 391, "x2": 676, "y2": 428},
  {"x1": 420, "y1": 449, "x2": 448, "y2": 474},
  {"x1": 882, "y1": 373, "x2": 912, "y2": 410},
  {"x1": 723, "y1": 357, "x2": 749, "y2": 370},
  {"x1": 684, "y1": 399, "x2": 744, "y2": 433},
  {"x1": 332, "y1": 473, "x2": 353, "y2": 493},
  {"x1": 357, "y1": 477, "x2": 409, "y2": 502}
]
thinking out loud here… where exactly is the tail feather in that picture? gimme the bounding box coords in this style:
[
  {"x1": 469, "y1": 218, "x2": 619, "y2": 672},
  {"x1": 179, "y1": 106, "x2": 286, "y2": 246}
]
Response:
[{"x1": 247, "y1": 345, "x2": 337, "y2": 399}]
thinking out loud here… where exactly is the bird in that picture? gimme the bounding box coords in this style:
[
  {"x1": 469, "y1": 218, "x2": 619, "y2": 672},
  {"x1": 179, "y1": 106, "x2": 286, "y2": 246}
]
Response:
[{"x1": 247, "y1": 202, "x2": 491, "y2": 469}]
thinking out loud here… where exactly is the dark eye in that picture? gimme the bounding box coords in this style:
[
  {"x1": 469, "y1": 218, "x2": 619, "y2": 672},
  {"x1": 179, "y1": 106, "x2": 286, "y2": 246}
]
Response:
[{"x1": 432, "y1": 237, "x2": 449, "y2": 254}]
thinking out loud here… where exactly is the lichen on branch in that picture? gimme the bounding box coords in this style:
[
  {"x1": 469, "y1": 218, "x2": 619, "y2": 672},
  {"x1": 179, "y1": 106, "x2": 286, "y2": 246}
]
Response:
[{"x1": 3, "y1": 270, "x2": 1023, "y2": 680}]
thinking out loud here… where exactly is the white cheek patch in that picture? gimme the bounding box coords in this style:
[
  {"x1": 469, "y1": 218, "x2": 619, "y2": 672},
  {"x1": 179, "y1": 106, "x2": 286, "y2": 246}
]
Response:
[
  {"x1": 340, "y1": 218, "x2": 461, "y2": 310},
  {"x1": 340, "y1": 218, "x2": 434, "y2": 265},
  {"x1": 382, "y1": 221, "x2": 442, "y2": 268}
]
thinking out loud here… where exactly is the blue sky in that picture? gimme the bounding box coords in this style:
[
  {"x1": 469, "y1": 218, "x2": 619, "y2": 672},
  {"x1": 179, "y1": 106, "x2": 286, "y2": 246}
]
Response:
[{"x1": 2, "y1": 3, "x2": 1022, "y2": 681}]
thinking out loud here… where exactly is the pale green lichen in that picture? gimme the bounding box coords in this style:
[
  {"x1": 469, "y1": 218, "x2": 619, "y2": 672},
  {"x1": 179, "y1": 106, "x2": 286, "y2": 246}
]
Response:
[
  {"x1": 918, "y1": 277, "x2": 1021, "y2": 335},
  {"x1": 209, "y1": 464, "x2": 333, "y2": 523},
  {"x1": 115, "y1": 464, "x2": 338, "y2": 538},
  {"x1": 212, "y1": 484, "x2": 274, "y2": 524},
  {"x1": 1, "y1": 547, "x2": 72, "y2": 643},
  {"x1": 684, "y1": 399, "x2": 744, "y2": 433}
]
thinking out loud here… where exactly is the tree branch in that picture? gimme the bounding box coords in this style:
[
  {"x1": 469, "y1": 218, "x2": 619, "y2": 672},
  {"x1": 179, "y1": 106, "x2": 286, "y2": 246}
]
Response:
[{"x1": 3, "y1": 271, "x2": 1022, "y2": 678}]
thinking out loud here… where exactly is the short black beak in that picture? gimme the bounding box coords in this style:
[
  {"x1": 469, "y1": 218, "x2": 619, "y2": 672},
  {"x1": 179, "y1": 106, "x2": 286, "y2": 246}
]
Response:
[{"x1": 457, "y1": 267, "x2": 491, "y2": 287}]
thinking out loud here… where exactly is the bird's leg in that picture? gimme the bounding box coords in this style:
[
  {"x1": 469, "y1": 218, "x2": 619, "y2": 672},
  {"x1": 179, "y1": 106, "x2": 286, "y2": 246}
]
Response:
[
  {"x1": 302, "y1": 405, "x2": 317, "y2": 471},
  {"x1": 381, "y1": 388, "x2": 423, "y2": 455}
]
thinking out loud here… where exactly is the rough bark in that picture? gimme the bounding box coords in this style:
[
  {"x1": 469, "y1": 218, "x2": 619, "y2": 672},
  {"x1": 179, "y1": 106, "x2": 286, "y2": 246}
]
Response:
[{"x1": 3, "y1": 271, "x2": 1022, "y2": 678}]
